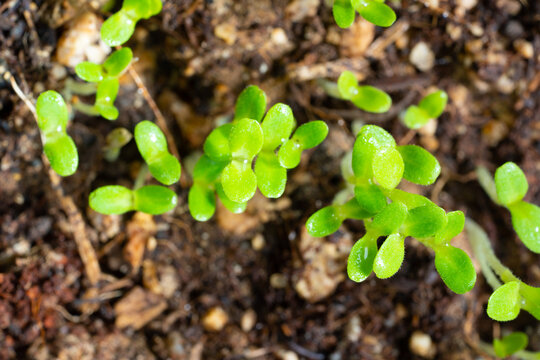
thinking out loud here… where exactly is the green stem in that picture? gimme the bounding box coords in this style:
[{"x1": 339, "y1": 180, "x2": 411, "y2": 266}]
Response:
[
  {"x1": 478, "y1": 341, "x2": 540, "y2": 360},
  {"x1": 65, "y1": 78, "x2": 98, "y2": 96},
  {"x1": 72, "y1": 101, "x2": 100, "y2": 116},
  {"x1": 316, "y1": 78, "x2": 343, "y2": 99},
  {"x1": 133, "y1": 163, "x2": 149, "y2": 190},
  {"x1": 476, "y1": 166, "x2": 501, "y2": 205},
  {"x1": 465, "y1": 218, "x2": 519, "y2": 290}
]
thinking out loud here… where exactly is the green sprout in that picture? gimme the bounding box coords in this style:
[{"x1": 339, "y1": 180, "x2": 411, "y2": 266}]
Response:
[
  {"x1": 134, "y1": 120, "x2": 181, "y2": 186},
  {"x1": 306, "y1": 124, "x2": 476, "y2": 294},
  {"x1": 402, "y1": 90, "x2": 448, "y2": 130},
  {"x1": 103, "y1": 127, "x2": 133, "y2": 162},
  {"x1": 73, "y1": 48, "x2": 133, "y2": 120},
  {"x1": 333, "y1": 0, "x2": 396, "y2": 28},
  {"x1": 465, "y1": 218, "x2": 540, "y2": 322},
  {"x1": 36, "y1": 91, "x2": 79, "y2": 176},
  {"x1": 101, "y1": 0, "x2": 163, "y2": 47},
  {"x1": 188, "y1": 85, "x2": 328, "y2": 221},
  {"x1": 89, "y1": 185, "x2": 177, "y2": 215},
  {"x1": 493, "y1": 332, "x2": 529, "y2": 358},
  {"x1": 337, "y1": 71, "x2": 392, "y2": 113},
  {"x1": 477, "y1": 162, "x2": 540, "y2": 254}
]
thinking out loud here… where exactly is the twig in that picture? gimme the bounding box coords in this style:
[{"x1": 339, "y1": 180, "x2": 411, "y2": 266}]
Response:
[{"x1": 3, "y1": 70, "x2": 102, "y2": 285}]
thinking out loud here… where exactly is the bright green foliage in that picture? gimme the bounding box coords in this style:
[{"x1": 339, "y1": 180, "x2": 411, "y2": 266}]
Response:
[
  {"x1": 188, "y1": 86, "x2": 328, "y2": 220},
  {"x1": 333, "y1": 0, "x2": 396, "y2": 28},
  {"x1": 337, "y1": 71, "x2": 392, "y2": 113},
  {"x1": 36, "y1": 91, "x2": 79, "y2": 176},
  {"x1": 103, "y1": 127, "x2": 133, "y2": 162},
  {"x1": 101, "y1": 0, "x2": 163, "y2": 47},
  {"x1": 480, "y1": 162, "x2": 540, "y2": 254},
  {"x1": 403, "y1": 90, "x2": 448, "y2": 130},
  {"x1": 493, "y1": 332, "x2": 529, "y2": 358},
  {"x1": 307, "y1": 124, "x2": 475, "y2": 293},
  {"x1": 89, "y1": 185, "x2": 177, "y2": 215},
  {"x1": 135, "y1": 121, "x2": 181, "y2": 186},
  {"x1": 487, "y1": 281, "x2": 522, "y2": 321}
]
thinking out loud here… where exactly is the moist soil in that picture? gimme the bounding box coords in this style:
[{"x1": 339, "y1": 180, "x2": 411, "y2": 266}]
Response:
[{"x1": 0, "y1": 0, "x2": 539, "y2": 359}]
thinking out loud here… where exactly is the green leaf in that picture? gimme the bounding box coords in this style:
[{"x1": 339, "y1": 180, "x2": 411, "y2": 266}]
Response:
[
  {"x1": 292, "y1": 121, "x2": 329, "y2": 149},
  {"x1": 495, "y1": 162, "x2": 528, "y2": 206},
  {"x1": 234, "y1": 85, "x2": 267, "y2": 122},
  {"x1": 203, "y1": 123, "x2": 233, "y2": 161},
  {"x1": 493, "y1": 332, "x2": 529, "y2": 358},
  {"x1": 373, "y1": 233, "x2": 405, "y2": 279},
  {"x1": 255, "y1": 152, "x2": 287, "y2": 198},
  {"x1": 133, "y1": 185, "x2": 177, "y2": 215},
  {"x1": 337, "y1": 71, "x2": 359, "y2": 100},
  {"x1": 372, "y1": 147, "x2": 404, "y2": 189},
  {"x1": 333, "y1": 0, "x2": 356, "y2": 28},
  {"x1": 192, "y1": 155, "x2": 227, "y2": 185},
  {"x1": 36, "y1": 91, "x2": 68, "y2": 133},
  {"x1": 306, "y1": 205, "x2": 344, "y2": 237},
  {"x1": 148, "y1": 0, "x2": 163, "y2": 16},
  {"x1": 96, "y1": 104, "x2": 119, "y2": 121},
  {"x1": 487, "y1": 281, "x2": 521, "y2": 321},
  {"x1": 434, "y1": 245, "x2": 476, "y2": 294},
  {"x1": 100, "y1": 11, "x2": 137, "y2": 47},
  {"x1": 348, "y1": 233, "x2": 378, "y2": 282},
  {"x1": 229, "y1": 118, "x2": 263, "y2": 160},
  {"x1": 188, "y1": 183, "x2": 216, "y2": 221},
  {"x1": 405, "y1": 203, "x2": 447, "y2": 238},
  {"x1": 519, "y1": 283, "x2": 540, "y2": 320},
  {"x1": 402, "y1": 105, "x2": 431, "y2": 130},
  {"x1": 370, "y1": 202, "x2": 408, "y2": 235},
  {"x1": 354, "y1": 183, "x2": 387, "y2": 214},
  {"x1": 75, "y1": 62, "x2": 104, "y2": 82},
  {"x1": 339, "y1": 197, "x2": 374, "y2": 220},
  {"x1": 261, "y1": 103, "x2": 295, "y2": 151},
  {"x1": 148, "y1": 154, "x2": 181, "y2": 185},
  {"x1": 434, "y1": 210, "x2": 465, "y2": 245},
  {"x1": 352, "y1": 125, "x2": 396, "y2": 178},
  {"x1": 508, "y1": 201, "x2": 540, "y2": 253},
  {"x1": 397, "y1": 145, "x2": 441, "y2": 185},
  {"x1": 89, "y1": 185, "x2": 133, "y2": 214},
  {"x1": 277, "y1": 139, "x2": 302, "y2": 169},
  {"x1": 418, "y1": 90, "x2": 448, "y2": 118},
  {"x1": 221, "y1": 160, "x2": 257, "y2": 203},
  {"x1": 351, "y1": 86, "x2": 392, "y2": 113},
  {"x1": 355, "y1": 0, "x2": 396, "y2": 27},
  {"x1": 103, "y1": 47, "x2": 133, "y2": 77},
  {"x1": 388, "y1": 189, "x2": 431, "y2": 209},
  {"x1": 216, "y1": 183, "x2": 247, "y2": 214},
  {"x1": 43, "y1": 134, "x2": 79, "y2": 177}
]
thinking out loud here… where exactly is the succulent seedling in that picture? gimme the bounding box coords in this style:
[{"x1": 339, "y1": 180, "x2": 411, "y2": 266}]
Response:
[
  {"x1": 402, "y1": 89, "x2": 448, "y2": 130},
  {"x1": 103, "y1": 127, "x2": 133, "y2": 162},
  {"x1": 306, "y1": 125, "x2": 476, "y2": 294},
  {"x1": 36, "y1": 91, "x2": 79, "y2": 176},
  {"x1": 333, "y1": 0, "x2": 396, "y2": 28},
  {"x1": 188, "y1": 85, "x2": 328, "y2": 221},
  {"x1": 337, "y1": 71, "x2": 392, "y2": 113},
  {"x1": 74, "y1": 48, "x2": 133, "y2": 120},
  {"x1": 466, "y1": 218, "x2": 540, "y2": 322},
  {"x1": 134, "y1": 120, "x2": 181, "y2": 186},
  {"x1": 89, "y1": 185, "x2": 177, "y2": 215},
  {"x1": 101, "y1": 0, "x2": 163, "y2": 47}
]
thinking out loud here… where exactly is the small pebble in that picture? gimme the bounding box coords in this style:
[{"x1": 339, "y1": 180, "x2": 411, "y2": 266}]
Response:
[
  {"x1": 270, "y1": 273, "x2": 288, "y2": 289},
  {"x1": 202, "y1": 306, "x2": 229, "y2": 332},
  {"x1": 214, "y1": 22, "x2": 237, "y2": 45},
  {"x1": 345, "y1": 316, "x2": 362, "y2": 342},
  {"x1": 241, "y1": 309, "x2": 257, "y2": 332},
  {"x1": 251, "y1": 234, "x2": 265, "y2": 251},
  {"x1": 50, "y1": 64, "x2": 67, "y2": 81},
  {"x1": 409, "y1": 331, "x2": 436, "y2": 358},
  {"x1": 409, "y1": 42, "x2": 435, "y2": 72},
  {"x1": 456, "y1": 0, "x2": 477, "y2": 10},
  {"x1": 276, "y1": 349, "x2": 299, "y2": 360},
  {"x1": 513, "y1": 39, "x2": 534, "y2": 59}
]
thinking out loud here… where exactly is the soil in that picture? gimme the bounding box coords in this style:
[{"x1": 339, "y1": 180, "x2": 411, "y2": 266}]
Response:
[{"x1": 0, "y1": 0, "x2": 539, "y2": 359}]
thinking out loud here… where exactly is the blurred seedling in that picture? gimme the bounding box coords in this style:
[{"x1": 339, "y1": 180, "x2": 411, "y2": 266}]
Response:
[
  {"x1": 333, "y1": 0, "x2": 396, "y2": 28},
  {"x1": 188, "y1": 85, "x2": 328, "y2": 221},
  {"x1": 89, "y1": 120, "x2": 180, "y2": 215},
  {"x1": 72, "y1": 48, "x2": 133, "y2": 120},
  {"x1": 36, "y1": 91, "x2": 79, "y2": 176},
  {"x1": 322, "y1": 71, "x2": 392, "y2": 113},
  {"x1": 306, "y1": 124, "x2": 476, "y2": 294},
  {"x1": 402, "y1": 90, "x2": 448, "y2": 130},
  {"x1": 101, "y1": 0, "x2": 163, "y2": 47},
  {"x1": 484, "y1": 332, "x2": 540, "y2": 359},
  {"x1": 103, "y1": 127, "x2": 132, "y2": 162}
]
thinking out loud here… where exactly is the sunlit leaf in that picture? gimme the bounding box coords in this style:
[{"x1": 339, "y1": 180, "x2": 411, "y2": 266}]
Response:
[
  {"x1": 348, "y1": 233, "x2": 378, "y2": 282},
  {"x1": 188, "y1": 183, "x2": 216, "y2": 221},
  {"x1": 89, "y1": 185, "x2": 133, "y2": 214},
  {"x1": 373, "y1": 233, "x2": 405, "y2": 279},
  {"x1": 509, "y1": 201, "x2": 540, "y2": 253},
  {"x1": 333, "y1": 0, "x2": 356, "y2": 28},
  {"x1": 418, "y1": 90, "x2": 448, "y2": 118},
  {"x1": 337, "y1": 71, "x2": 359, "y2": 99},
  {"x1": 397, "y1": 145, "x2": 441, "y2": 185},
  {"x1": 255, "y1": 151, "x2": 287, "y2": 198},
  {"x1": 351, "y1": 85, "x2": 392, "y2": 113},
  {"x1": 372, "y1": 147, "x2": 404, "y2": 189},
  {"x1": 487, "y1": 281, "x2": 522, "y2": 321},
  {"x1": 495, "y1": 162, "x2": 528, "y2": 206},
  {"x1": 234, "y1": 85, "x2": 267, "y2": 122},
  {"x1": 434, "y1": 245, "x2": 476, "y2": 294},
  {"x1": 133, "y1": 185, "x2": 177, "y2": 215},
  {"x1": 221, "y1": 160, "x2": 257, "y2": 203}
]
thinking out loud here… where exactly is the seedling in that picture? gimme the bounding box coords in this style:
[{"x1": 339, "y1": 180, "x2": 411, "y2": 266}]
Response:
[
  {"x1": 333, "y1": 0, "x2": 396, "y2": 28},
  {"x1": 36, "y1": 91, "x2": 79, "y2": 176},
  {"x1": 103, "y1": 127, "x2": 133, "y2": 162},
  {"x1": 101, "y1": 0, "x2": 163, "y2": 47},
  {"x1": 337, "y1": 71, "x2": 392, "y2": 113},
  {"x1": 134, "y1": 120, "x2": 181, "y2": 186},
  {"x1": 188, "y1": 85, "x2": 328, "y2": 221},
  {"x1": 402, "y1": 89, "x2": 448, "y2": 130},
  {"x1": 89, "y1": 185, "x2": 177, "y2": 215},
  {"x1": 73, "y1": 48, "x2": 133, "y2": 120},
  {"x1": 306, "y1": 125, "x2": 476, "y2": 294}
]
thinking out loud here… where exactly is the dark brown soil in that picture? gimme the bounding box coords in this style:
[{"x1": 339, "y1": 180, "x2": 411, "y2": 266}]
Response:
[{"x1": 0, "y1": 0, "x2": 539, "y2": 359}]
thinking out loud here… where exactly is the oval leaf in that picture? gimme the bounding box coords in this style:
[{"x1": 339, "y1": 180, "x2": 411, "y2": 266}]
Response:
[
  {"x1": 43, "y1": 134, "x2": 79, "y2": 177},
  {"x1": 351, "y1": 85, "x2": 392, "y2": 113},
  {"x1": 292, "y1": 121, "x2": 329, "y2": 149},
  {"x1": 495, "y1": 162, "x2": 528, "y2": 206},
  {"x1": 103, "y1": 47, "x2": 133, "y2": 77},
  {"x1": 418, "y1": 90, "x2": 448, "y2": 118},
  {"x1": 354, "y1": 183, "x2": 387, "y2": 214},
  {"x1": 493, "y1": 332, "x2": 529, "y2": 358},
  {"x1": 370, "y1": 202, "x2": 408, "y2": 235},
  {"x1": 434, "y1": 245, "x2": 476, "y2": 294},
  {"x1": 487, "y1": 281, "x2": 522, "y2": 321},
  {"x1": 508, "y1": 201, "x2": 540, "y2": 253},
  {"x1": 348, "y1": 234, "x2": 378, "y2": 282},
  {"x1": 402, "y1": 105, "x2": 431, "y2": 130},
  {"x1": 278, "y1": 139, "x2": 302, "y2": 169},
  {"x1": 75, "y1": 62, "x2": 104, "y2": 82},
  {"x1": 188, "y1": 183, "x2": 216, "y2": 221},
  {"x1": 229, "y1": 118, "x2": 263, "y2": 160},
  {"x1": 434, "y1": 210, "x2": 465, "y2": 245},
  {"x1": 397, "y1": 145, "x2": 441, "y2": 185},
  {"x1": 89, "y1": 185, "x2": 133, "y2": 215},
  {"x1": 356, "y1": 1, "x2": 396, "y2": 27},
  {"x1": 333, "y1": 0, "x2": 356, "y2": 28},
  {"x1": 373, "y1": 234, "x2": 405, "y2": 279},
  {"x1": 234, "y1": 85, "x2": 267, "y2": 122},
  {"x1": 405, "y1": 203, "x2": 447, "y2": 238},
  {"x1": 306, "y1": 205, "x2": 344, "y2": 238},
  {"x1": 192, "y1": 155, "x2": 227, "y2": 185},
  {"x1": 36, "y1": 91, "x2": 68, "y2": 133},
  {"x1": 337, "y1": 71, "x2": 359, "y2": 99},
  {"x1": 133, "y1": 185, "x2": 177, "y2": 215},
  {"x1": 352, "y1": 125, "x2": 396, "y2": 178},
  {"x1": 148, "y1": 153, "x2": 181, "y2": 185},
  {"x1": 134, "y1": 120, "x2": 168, "y2": 161},
  {"x1": 203, "y1": 123, "x2": 233, "y2": 161},
  {"x1": 101, "y1": 12, "x2": 137, "y2": 47},
  {"x1": 372, "y1": 147, "x2": 404, "y2": 189},
  {"x1": 255, "y1": 152, "x2": 287, "y2": 198},
  {"x1": 221, "y1": 160, "x2": 257, "y2": 203},
  {"x1": 216, "y1": 183, "x2": 247, "y2": 214},
  {"x1": 261, "y1": 103, "x2": 295, "y2": 151}
]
